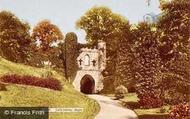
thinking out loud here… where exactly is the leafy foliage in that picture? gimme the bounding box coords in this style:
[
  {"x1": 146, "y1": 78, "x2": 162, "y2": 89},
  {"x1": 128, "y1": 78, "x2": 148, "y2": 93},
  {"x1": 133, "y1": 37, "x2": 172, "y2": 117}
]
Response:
[
  {"x1": 77, "y1": 6, "x2": 130, "y2": 93},
  {"x1": 157, "y1": 0, "x2": 190, "y2": 105},
  {"x1": 0, "y1": 11, "x2": 31, "y2": 63},
  {"x1": 130, "y1": 0, "x2": 190, "y2": 108},
  {"x1": 30, "y1": 20, "x2": 65, "y2": 72},
  {"x1": 160, "y1": 73, "x2": 190, "y2": 105},
  {"x1": 1, "y1": 74, "x2": 62, "y2": 91},
  {"x1": 131, "y1": 23, "x2": 163, "y2": 108},
  {"x1": 158, "y1": 0, "x2": 190, "y2": 70},
  {"x1": 115, "y1": 26, "x2": 135, "y2": 92},
  {"x1": 115, "y1": 85, "x2": 128, "y2": 99},
  {"x1": 59, "y1": 32, "x2": 79, "y2": 80},
  {"x1": 138, "y1": 92, "x2": 163, "y2": 108},
  {"x1": 169, "y1": 103, "x2": 190, "y2": 119},
  {"x1": 76, "y1": 6, "x2": 128, "y2": 44},
  {"x1": 32, "y1": 20, "x2": 63, "y2": 51}
]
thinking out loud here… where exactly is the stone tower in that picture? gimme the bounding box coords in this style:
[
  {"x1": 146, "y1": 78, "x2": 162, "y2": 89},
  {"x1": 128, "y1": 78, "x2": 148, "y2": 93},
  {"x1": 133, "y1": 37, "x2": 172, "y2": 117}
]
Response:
[{"x1": 73, "y1": 41, "x2": 106, "y2": 94}]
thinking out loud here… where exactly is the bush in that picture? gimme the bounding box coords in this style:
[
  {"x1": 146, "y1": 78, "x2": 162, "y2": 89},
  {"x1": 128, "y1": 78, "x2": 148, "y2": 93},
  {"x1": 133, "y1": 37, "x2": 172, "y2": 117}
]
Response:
[
  {"x1": 115, "y1": 85, "x2": 128, "y2": 99},
  {"x1": 169, "y1": 103, "x2": 190, "y2": 119},
  {"x1": 138, "y1": 92, "x2": 163, "y2": 108},
  {"x1": 1, "y1": 74, "x2": 62, "y2": 91},
  {"x1": 35, "y1": 79, "x2": 62, "y2": 91},
  {"x1": 160, "y1": 73, "x2": 190, "y2": 105},
  {"x1": 41, "y1": 70, "x2": 53, "y2": 78},
  {"x1": 0, "y1": 82, "x2": 7, "y2": 91},
  {"x1": 160, "y1": 106, "x2": 167, "y2": 113}
]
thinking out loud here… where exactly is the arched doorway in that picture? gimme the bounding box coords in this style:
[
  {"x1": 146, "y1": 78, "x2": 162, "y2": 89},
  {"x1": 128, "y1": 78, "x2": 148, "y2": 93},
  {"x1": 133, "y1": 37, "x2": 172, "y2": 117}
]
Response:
[{"x1": 80, "y1": 75, "x2": 95, "y2": 94}]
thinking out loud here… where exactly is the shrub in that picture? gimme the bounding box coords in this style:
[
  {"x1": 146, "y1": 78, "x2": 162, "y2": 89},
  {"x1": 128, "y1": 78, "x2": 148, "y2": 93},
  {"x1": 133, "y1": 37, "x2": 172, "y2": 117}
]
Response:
[
  {"x1": 115, "y1": 85, "x2": 128, "y2": 99},
  {"x1": 1, "y1": 74, "x2": 62, "y2": 91},
  {"x1": 160, "y1": 107, "x2": 166, "y2": 113},
  {"x1": 41, "y1": 70, "x2": 53, "y2": 78},
  {"x1": 138, "y1": 92, "x2": 163, "y2": 108},
  {"x1": 160, "y1": 73, "x2": 190, "y2": 105},
  {"x1": 169, "y1": 103, "x2": 190, "y2": 119},
  {"x1": 35, "y1": 78, "x2": 62, "y2": 91},
  {"x1": 0, "y1": 82, "x2": 7, "y2": 91}
]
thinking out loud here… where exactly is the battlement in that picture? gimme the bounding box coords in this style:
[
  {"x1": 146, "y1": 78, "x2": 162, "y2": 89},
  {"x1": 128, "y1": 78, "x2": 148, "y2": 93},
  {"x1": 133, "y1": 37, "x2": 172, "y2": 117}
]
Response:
[{"x1": 80, "y1": 47, "x2": 99, "y2": 53}]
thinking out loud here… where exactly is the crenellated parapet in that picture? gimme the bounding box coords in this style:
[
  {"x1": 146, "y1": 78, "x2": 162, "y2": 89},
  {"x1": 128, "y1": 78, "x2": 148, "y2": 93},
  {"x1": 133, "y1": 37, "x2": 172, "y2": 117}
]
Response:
[
  {"x1": 80, "y1": 47, "x2": 99, "y2": 53},
  {"x1": 77, "y1": 41, "x2": 106, "y2": 71}
]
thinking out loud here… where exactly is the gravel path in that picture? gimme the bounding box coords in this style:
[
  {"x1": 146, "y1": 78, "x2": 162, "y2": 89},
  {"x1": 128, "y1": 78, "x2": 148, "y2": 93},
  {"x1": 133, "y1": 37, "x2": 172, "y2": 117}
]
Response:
[{"x1": 88, "y1": 95, "x2": 138, "y2": 119}]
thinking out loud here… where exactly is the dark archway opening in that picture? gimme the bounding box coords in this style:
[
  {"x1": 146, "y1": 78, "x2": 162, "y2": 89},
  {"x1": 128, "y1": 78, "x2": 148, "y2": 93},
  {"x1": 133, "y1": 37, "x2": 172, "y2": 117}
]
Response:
[{"x1": 80, "y1": 75, "x2": 95, "y2": 94}]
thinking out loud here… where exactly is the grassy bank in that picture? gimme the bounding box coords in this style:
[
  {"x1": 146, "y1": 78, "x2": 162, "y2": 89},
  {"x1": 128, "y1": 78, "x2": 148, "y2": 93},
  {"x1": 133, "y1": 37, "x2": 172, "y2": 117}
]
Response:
[{"x1": 0, "y1": 58, "x2": 100, "y2": 119}]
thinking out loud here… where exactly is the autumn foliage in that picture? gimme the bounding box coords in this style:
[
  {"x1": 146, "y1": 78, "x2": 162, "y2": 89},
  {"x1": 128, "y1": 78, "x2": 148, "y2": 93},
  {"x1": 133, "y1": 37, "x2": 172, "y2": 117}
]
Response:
[{"x1": 32, "y1": 20, "x2": 63, "y2": 51}]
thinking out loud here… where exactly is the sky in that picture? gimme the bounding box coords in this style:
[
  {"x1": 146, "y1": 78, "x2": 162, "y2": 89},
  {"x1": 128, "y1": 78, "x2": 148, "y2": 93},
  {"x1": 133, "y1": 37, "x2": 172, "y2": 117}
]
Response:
[{"x1": 0, "y1": 0, "x2": 161, "y2": 43}]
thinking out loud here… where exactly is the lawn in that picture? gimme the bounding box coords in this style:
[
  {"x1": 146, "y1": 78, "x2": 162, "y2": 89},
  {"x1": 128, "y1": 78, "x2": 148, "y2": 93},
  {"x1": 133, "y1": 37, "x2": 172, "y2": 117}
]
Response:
[
  {"x1": 118, "y1": 93, "x2": 171, "y2": 119},
  {"x1": 134, "y1": 106, "x2": 170, "y2": 115},
  {"x1": 119, "y1": 93, "x2": 139, "y2": 103},
  {"x1": 134, "y1": 106, "x2": 170, "y2": 119},
  {"x1": 0, "y1": 58, "x2": 100, "y2": 119}
]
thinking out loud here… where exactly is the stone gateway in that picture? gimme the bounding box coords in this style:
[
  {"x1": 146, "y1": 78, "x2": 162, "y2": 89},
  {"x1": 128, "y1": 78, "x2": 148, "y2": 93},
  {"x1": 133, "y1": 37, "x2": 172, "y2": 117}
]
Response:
[{"x1": 73, "y1": 41, "x2": 106, "y2": 94}]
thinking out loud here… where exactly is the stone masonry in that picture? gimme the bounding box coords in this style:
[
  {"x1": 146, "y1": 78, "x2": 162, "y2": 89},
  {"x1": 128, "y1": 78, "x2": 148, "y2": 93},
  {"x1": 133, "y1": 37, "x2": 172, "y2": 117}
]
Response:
[{"x1": 73, "y1": 41, "x2": 106, "y2": 93}]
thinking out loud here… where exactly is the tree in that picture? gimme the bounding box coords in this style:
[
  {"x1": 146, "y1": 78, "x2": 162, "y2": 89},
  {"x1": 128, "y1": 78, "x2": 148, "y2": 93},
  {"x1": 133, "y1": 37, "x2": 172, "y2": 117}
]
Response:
[
  {"x1": 32, "y1": 20, "x2": 63, "y2": 51},
  {"x1": 27, "y1": 42, "x2": 45, "y2": 67},
  {"x1": 77, "y1": 6, "x2": 129, "y2": 93},
  {"x1": 30, "y1": 20, "x2": 64, "y2": 71},
  {"x1": 59, "y1": 32, "x2": 79, "y2": 81},
  {"x1": 0, "y1": 11, "x2": 31, "y2": 63},
  {"x1": 159, "y1": 0, "x2": 189, "y2": 57},
  {"x1": 132, "y1": 23, "x2": 163, "y2": 108},
  {"x1": 114, "y1": 25, "x2": 135, "y2": 92},
  {"x1": 157, "y1": 0, "x2": 190, "y2": 104},
  {"x1": 158, "y1": 0, "x2": 190, "y2": 62},
  {"x1": 76, "y1": 7, "x2": 128, "y2": 45}
]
